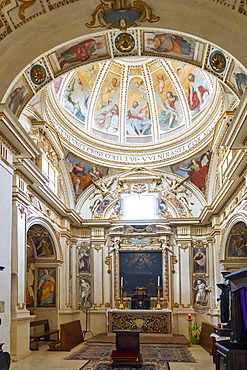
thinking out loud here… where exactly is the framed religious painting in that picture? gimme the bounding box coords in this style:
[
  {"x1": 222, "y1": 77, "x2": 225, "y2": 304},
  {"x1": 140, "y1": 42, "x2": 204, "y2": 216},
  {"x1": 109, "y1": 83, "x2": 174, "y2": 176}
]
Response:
[
  {"x1": 36, "y1": 267, "x2": 57, "y2": 307},
  {"x1": 226, "y1": 222, "x2": 247, "y2": 258},
  {"x1": 193, "y1": 246, "x2": 207, "y2": 274},
  {"x1": 77, "y1": 246, "x2": 91, "y2": 274}
]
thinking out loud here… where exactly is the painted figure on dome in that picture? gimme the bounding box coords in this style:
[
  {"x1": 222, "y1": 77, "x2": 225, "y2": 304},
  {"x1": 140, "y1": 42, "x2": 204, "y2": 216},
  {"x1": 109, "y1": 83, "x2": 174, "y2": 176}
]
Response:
[
  {"x1": 58, "y1": 39, "x2": 104, "y2": 69},
  {"x1": 7, "y1": 85, "x2": 27, "y2": 115},
  {"x1": 94, "y1": 98, "x2": 119, "y2": 132},
  {"x1": 187, "y1": 73, "x2": 209, "y2": 113},
  {"x1": 37, "y1": 269, "x2": 56, "y2": 306},
  {"x1": 70, "y1": 162, "x2": 92, "y2": 196},
  {"x1": 126, "y1": 101, "x2": 151, "y2": 135},
  {"x1": 147, "y1": 33, "x2": 193, "y2": 56},
  {"x1": 233, "y1": 72, "x2": 247, "y2": 95},
  {"x1": 89, "y1": 165, "x2": 103, "y2": 181},
  {"x1": 158, "y1": 91, "x2": 183, "y2": 130}
]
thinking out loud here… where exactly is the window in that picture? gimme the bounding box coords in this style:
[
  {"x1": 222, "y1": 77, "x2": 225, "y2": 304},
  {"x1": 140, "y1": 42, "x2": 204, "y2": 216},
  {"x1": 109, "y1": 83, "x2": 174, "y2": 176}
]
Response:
[
  {"x1": 41, "y1": 156, "x2": 56, "y2": 193},
  {"x1": 123, "y1": 194, "x2": 157, "y2": 220}
]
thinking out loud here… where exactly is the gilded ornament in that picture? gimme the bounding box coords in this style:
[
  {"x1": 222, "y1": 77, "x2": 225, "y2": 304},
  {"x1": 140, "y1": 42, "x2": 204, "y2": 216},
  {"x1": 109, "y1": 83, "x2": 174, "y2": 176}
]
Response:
[
  {"x1": 115, "y1": 33, "x2": 135, "y2": 53},
  {"x1": 86, "y1": 0, "x2": 160, "y2": 30},
  {"x1": 209, "y1": 51, "x2": 226, "y2": 73},
  {"x1": 30, "y1": 64, "x2": 46, "y2": 85}
]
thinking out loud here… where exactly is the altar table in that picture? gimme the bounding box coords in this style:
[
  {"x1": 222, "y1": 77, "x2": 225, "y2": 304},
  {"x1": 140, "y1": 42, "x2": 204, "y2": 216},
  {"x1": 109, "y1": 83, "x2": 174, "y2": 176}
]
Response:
[{"x1": 107, "y1": 309, "x2": 172, "y2": 334}]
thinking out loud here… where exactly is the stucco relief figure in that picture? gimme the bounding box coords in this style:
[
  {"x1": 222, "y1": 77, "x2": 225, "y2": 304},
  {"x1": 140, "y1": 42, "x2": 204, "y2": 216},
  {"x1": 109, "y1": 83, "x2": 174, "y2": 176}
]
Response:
[
  {"x1": 78, "y1": 277, "x2": 91, "y2": 307},
  {"x1": 58, "y1": 39, "x2": 104, "y2": 69},
  {"x1": 193, "y1": 278, "x2": 210, "y2": 307},
  {"x1": 37, "y1": 268, "x2": 56, "y2": 306},
  {"x1": 70, "y1": 162, "x2": 92, "y2": 196},
  {"x1": 26, "y1": 262, "x2": 35, "y2": 307},
  {"x1": 146, "y1": 34, "x2": 193, "y2": 56},
  {"x1": 193, "y1": 247, "x2": 207, "y2": 273},
  {"x1": 126, "y1": 101, "x2": 151, "y2": 135}
]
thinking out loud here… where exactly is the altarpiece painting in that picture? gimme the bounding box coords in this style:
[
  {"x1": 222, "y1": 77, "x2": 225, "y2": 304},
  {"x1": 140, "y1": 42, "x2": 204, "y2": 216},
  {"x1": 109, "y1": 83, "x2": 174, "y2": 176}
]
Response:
[{"x1": 119, "y1": 251, "x2": 162, "y2": 297}]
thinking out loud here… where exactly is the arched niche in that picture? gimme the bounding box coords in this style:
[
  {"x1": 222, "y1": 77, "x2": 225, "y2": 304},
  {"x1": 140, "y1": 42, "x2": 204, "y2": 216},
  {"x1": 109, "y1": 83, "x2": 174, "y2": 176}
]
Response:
[
  {"x1": 220, "y1": 214, "x2": 247, "y2": 270},
  {"x1": 26, "y1": 218, "x2": 63, "y2": 310}
]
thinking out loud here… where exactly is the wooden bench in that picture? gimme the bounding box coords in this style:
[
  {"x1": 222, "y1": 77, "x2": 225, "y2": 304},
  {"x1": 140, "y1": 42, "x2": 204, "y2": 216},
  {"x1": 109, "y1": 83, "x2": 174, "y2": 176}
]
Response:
[
  {"x1": 48, "y1": 320, "x2": 84, "y2": 351},
  {"x1": 30, "y1": 319, "x2": 59, "y2": 350}
]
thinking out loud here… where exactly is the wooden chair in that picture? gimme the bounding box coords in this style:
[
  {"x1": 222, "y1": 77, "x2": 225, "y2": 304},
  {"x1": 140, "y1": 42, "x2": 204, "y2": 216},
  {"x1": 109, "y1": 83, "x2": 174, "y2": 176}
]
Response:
[{"x1": 111, "y1": 330, "x2": 142, "y2": 368}]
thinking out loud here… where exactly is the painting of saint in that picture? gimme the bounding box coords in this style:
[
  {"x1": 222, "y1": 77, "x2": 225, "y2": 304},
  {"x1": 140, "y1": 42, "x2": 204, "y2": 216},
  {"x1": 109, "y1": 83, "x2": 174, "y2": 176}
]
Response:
[
  {"x1": 66, "y1": 153, "x2": 114, "y2": 198},
  {"x1": 78, "y1": 247, "x2": 90, "y2": 274},
  {"x1": 228, "y1": 64, "x2": 247, "y2": 96},
  {"x1": 78, "y1": 277, "x2": 91, "y2": 307},
  {"x1": 173, "y1": 150, "x2": 212, "y2": 193},
  {"x1": 94, "y1": 73, "x2": 120, "y2": 133},
  {"x1": 126, "y1": 101, "x2": 151, "y2": 135},
  {"x1": 187, "y1": 73, "x2": 209, "y2": 114},
  {"x1": 37, "y1": 268, "x2": 56, "y2": 307},
  {"x1": 227, "y1": 222, "x2": 247, "y2": 258},
  {"x1": 57, "y1": 37, "x2": 106, "y2": 69},
  {"x1": 70, "y1": 162, "x2": 93, "y2": 197},
  {"x1": 6, "y1": 79, "x2": 31, "y2": 116},
  {"x1": 27, "y1": 224, "x2": 55, "y2": 258},
  {"x1": 63, "y1": 64, "x2": 99, "y2": 123},
  {"x1": 119, "y1": 252, "x2": 162, "y2": 297},
  {"x1": 193, "y1": 247, "x2": 207, "y2": 274},
  {"x1": 146, "y1": 33, "x2": 194, "y2": 57}
]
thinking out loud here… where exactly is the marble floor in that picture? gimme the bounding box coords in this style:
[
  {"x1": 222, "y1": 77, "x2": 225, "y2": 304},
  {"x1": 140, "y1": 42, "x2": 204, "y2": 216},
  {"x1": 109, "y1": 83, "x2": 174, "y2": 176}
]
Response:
[{"x1": 10, "y1": 342, "x2": 215, "y2": 370}]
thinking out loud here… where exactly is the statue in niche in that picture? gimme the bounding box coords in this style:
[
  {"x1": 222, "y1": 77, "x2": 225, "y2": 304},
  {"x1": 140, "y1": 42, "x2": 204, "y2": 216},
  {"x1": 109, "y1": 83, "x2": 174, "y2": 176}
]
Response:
[
  {"x1": 193, "y1": 278, "x2": 211, "y2": 308},
  {"x1": 78, "y1": 277, "x2": 91, "y2": 307}
]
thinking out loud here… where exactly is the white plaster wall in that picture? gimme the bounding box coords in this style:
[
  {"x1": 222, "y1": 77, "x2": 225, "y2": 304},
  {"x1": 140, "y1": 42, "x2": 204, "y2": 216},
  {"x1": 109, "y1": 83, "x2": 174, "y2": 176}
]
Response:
[{"x1": 0, "y1": 159, "x2": 13, "y2": 352}]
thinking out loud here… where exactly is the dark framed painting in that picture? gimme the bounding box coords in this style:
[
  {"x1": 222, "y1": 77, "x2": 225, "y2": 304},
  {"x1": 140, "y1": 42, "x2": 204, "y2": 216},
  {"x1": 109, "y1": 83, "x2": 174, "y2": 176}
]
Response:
[
  {"x1": 227, "y1": 222, "x2": 247, "y2": 258},
  {"x1": 119, "y1": 251, "x2": 162, "y2": 297},
  {"x1": 78, "y1": 276, "x2": 91, "y2": 307},
  {"x1": 193, "y1": 247, "x2": 207, "y2": 274},
  {"x1": 77, "y1": 246, "x2": 91, "y2": 274},
  {"x1": 36, "y1": 267, "x2": 57, "y2": 307}
]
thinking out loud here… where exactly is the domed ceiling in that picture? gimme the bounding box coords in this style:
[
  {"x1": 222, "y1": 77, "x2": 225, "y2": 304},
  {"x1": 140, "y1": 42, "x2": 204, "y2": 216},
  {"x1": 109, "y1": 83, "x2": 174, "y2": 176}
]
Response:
[{"x1": 54, "y1": 58, "x2": 213, "y2": 145}]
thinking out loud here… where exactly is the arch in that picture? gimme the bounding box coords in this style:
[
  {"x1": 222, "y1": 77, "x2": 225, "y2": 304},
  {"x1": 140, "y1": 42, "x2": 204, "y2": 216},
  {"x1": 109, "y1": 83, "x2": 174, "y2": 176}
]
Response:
[
  {"x1": 27, "y1": 216, "x2": 63, "y2": 262},
  {"x1": 219, "y1": 213, "x2": 247, "y2": 261}
]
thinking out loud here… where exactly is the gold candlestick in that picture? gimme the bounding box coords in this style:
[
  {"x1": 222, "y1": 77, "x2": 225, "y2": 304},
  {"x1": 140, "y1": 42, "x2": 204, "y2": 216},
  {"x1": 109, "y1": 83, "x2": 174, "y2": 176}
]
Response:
[
  {"x1": 119, "y1": 286, "x2": 124, "y2": 309},
  {"x1": 156, "y1": 287, "x2": 162, "y2": 309}
]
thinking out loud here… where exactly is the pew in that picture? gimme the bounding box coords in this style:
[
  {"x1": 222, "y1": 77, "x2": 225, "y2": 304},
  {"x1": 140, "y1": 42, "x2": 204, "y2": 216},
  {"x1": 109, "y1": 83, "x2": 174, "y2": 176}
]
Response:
[
  {"x1": 30, "y1": 320, "x2": 59, "y2": 350},
  {"x1": 48, "y1": 320, "x2": 84, "y2": 351}
]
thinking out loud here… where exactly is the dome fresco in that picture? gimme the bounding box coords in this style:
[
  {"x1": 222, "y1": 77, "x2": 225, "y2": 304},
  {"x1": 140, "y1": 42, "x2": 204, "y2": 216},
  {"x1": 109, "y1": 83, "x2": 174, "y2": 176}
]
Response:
[{"x1": 55, "y1": 58, "x2": 212, "y2": 145}]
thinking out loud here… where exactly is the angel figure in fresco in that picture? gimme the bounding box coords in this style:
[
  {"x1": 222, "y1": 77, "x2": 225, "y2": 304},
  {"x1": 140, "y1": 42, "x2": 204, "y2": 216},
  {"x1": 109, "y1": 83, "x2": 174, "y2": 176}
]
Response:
[
  {"x1": 158, "y1": 91, "x2": 183, "y2": 130},
  {"x1": 156, "y1": 74, "x2": 168, "y2": 94},
  {"x1": 100, "y1": 78, "x2": 120, "y2": 103},
  {"x1": 58, "y1": 39, "x2": 104, "y2": 69},
  {"x1": 70, "y1": 162, "x2": 92, "y2": 196},
  {"x1": 147, "y1": 34, "x2": 193, "y2": 56},
  {"x1": 37, "y1": 269, "x2": 55, "y2": 305},
  {"x1": 187, "y1": 73, "x2": 209, "y2": 113}
]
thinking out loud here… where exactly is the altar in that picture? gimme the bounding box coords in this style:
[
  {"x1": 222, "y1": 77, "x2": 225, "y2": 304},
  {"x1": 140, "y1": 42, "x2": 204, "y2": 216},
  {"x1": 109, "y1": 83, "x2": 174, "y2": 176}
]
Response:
[{"x1": 107, "y1": 309, "x2": 172, "y2": 334}]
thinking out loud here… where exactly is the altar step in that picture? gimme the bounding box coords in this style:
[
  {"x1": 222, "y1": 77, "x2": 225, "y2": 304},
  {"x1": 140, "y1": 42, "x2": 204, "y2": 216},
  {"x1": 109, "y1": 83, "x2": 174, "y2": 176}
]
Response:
[{"x1": 86, "y1": 333, "x2": 190, "y2": 346}]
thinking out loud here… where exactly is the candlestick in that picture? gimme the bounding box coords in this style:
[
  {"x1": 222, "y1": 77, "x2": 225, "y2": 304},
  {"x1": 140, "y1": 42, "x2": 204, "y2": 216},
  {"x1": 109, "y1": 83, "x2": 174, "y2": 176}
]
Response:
[
  {"x1": 157, "y1": 276, "x2": 160, "y2": 287},
  {"x1": 120, "y1": 277, "x2": 123, "y2": 287}
]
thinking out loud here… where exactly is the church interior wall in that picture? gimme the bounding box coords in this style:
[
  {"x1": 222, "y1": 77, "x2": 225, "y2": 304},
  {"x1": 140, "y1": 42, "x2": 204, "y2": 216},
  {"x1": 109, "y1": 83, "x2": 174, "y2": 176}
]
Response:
[{"x1": 0, "y1": 0, "x2": 247, "y2": 361}]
